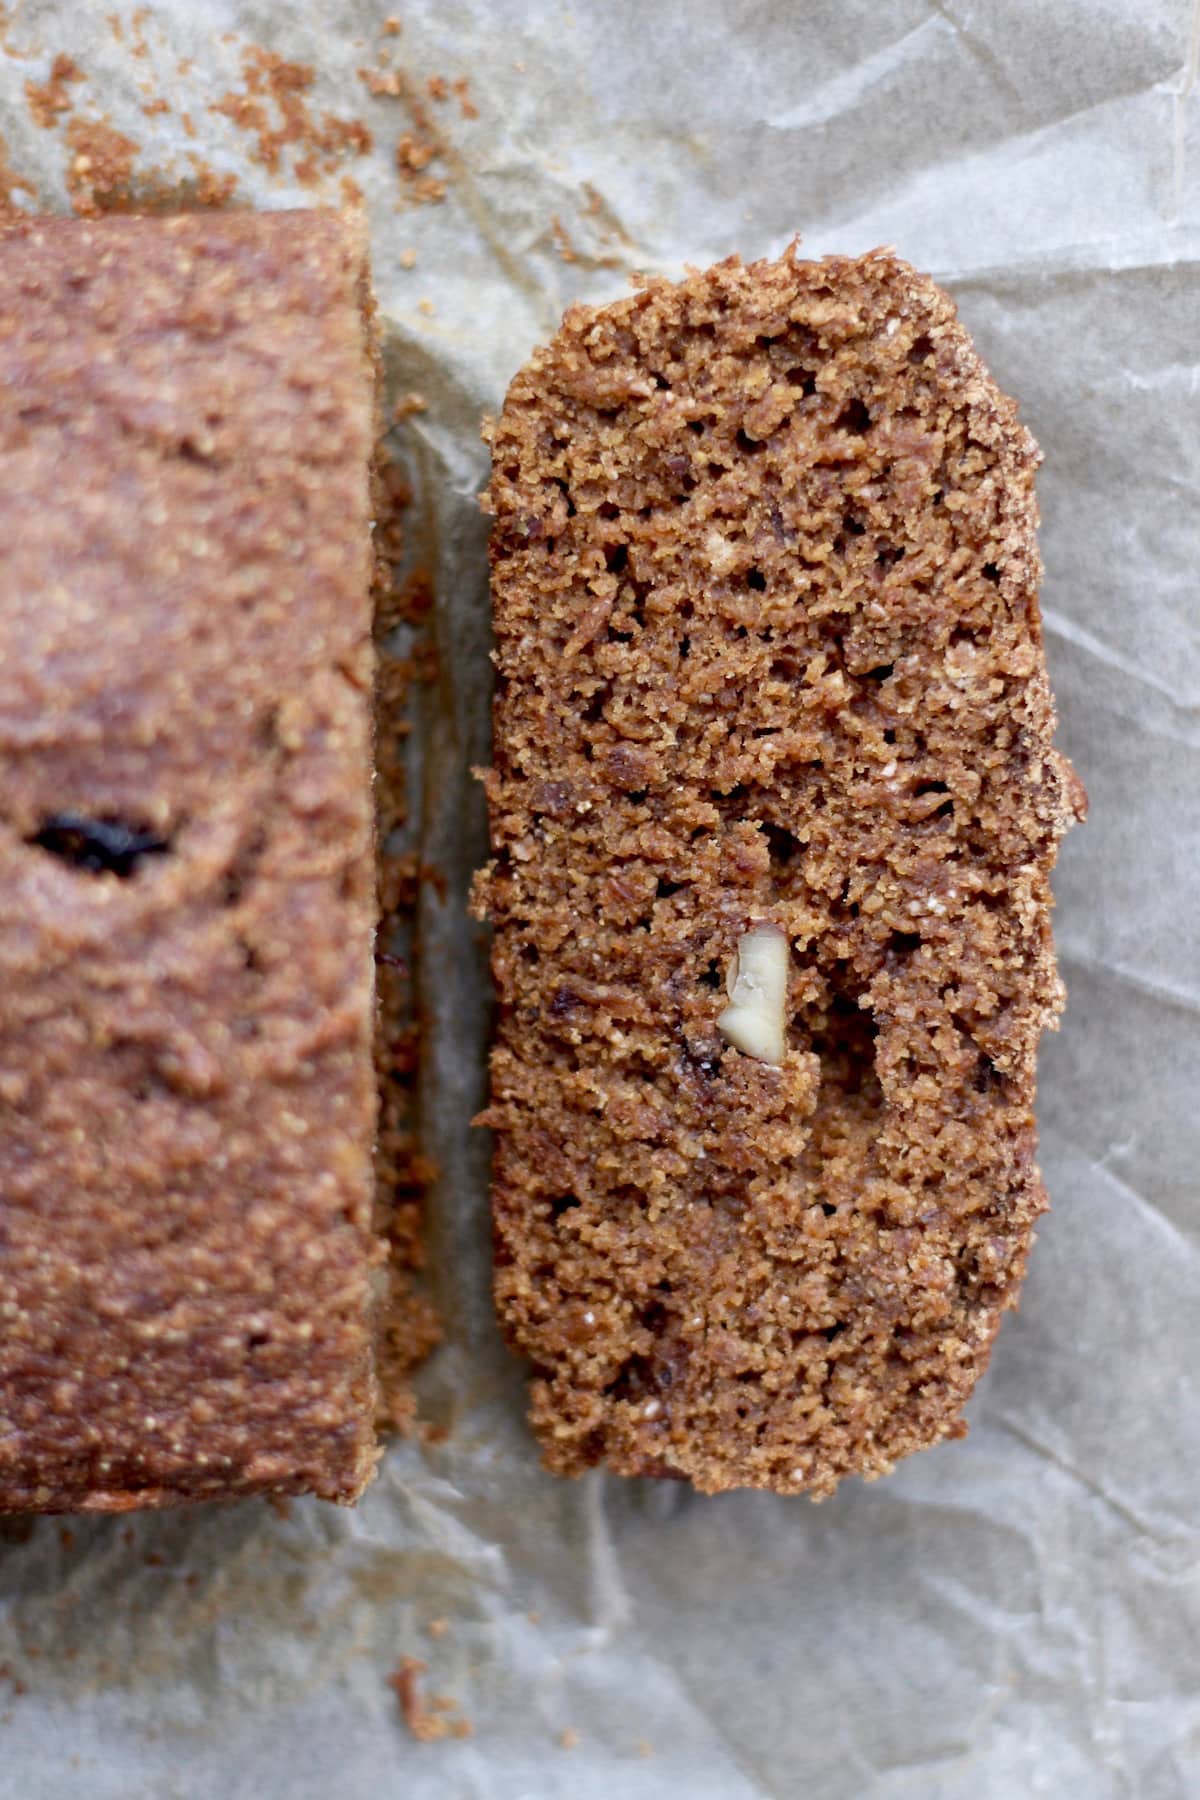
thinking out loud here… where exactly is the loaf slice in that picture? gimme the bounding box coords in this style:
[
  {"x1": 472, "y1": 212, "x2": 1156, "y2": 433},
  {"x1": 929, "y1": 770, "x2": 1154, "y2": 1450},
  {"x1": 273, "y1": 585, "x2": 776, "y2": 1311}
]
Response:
[
  {"x1": 478, "y1": 247, "x2": 1085, "y2": 1497},
  {"x1": 0, "y1": 211, "x2": 382, "y2": 1511}
]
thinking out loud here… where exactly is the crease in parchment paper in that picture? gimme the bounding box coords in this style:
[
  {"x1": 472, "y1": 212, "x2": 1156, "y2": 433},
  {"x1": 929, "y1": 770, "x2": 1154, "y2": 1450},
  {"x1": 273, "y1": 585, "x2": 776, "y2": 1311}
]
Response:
[{"x1": 0, "y1": 3, "x2": 1197, "y2": 1798}]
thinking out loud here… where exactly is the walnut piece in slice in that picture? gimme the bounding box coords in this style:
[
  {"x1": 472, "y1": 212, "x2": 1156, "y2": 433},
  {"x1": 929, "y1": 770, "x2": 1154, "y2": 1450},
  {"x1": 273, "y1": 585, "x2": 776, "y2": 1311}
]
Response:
[{"x1": 717, "y1": 924, "x2": 789, "y2": 1065}]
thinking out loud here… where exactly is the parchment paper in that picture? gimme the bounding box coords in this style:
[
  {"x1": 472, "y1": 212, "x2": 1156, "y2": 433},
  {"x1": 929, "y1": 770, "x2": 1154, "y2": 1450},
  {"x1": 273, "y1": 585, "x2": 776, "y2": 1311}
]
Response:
[{"x1": 1, "y1": 3, "x2": 1197, "y2": 1796}]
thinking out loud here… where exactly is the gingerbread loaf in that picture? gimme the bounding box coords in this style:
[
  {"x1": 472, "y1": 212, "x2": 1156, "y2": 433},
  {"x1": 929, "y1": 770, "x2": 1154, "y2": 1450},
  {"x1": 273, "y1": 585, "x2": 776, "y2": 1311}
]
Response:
[
  {"x1": 0, "y1": 211, "x2": 383, "y2": 1510},
  {"x1": 478, "y1": 247, "x2": 1085, "y2": 1497}
]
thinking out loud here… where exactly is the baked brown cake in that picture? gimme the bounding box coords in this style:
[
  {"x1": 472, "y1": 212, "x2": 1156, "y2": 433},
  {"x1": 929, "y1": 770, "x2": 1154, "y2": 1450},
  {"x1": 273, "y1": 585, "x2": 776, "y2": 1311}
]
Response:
[
  {"x1": 0, "y1": 211, "x2": 384, "y2": 1511},
  {"x1": 477, "y1": 247, "x2": 1085, "y2": 1497}
]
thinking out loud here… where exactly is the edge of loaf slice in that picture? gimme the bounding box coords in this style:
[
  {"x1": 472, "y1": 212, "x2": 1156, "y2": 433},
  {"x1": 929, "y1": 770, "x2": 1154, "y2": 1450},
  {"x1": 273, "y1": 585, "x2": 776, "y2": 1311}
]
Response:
[{"x1": 477, "y1": 246, "x2": 1085, "y2": 1498}]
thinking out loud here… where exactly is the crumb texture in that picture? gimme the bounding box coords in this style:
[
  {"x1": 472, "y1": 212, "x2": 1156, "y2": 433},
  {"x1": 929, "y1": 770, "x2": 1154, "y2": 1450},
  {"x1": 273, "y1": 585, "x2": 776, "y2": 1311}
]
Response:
[
  {"x1": 479, "y1": 248, "x2": 1084, "y2": 1497},
  {"x1": 0, "y1": 211, "x2": 380, "y2": 1511}
]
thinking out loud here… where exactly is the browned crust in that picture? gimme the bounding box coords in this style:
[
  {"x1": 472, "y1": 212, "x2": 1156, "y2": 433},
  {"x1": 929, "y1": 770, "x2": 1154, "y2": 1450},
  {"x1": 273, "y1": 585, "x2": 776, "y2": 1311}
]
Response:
[
  {"x1": 0, "y1": 211, "x2": 382, "y2": 1511},
  {"x1": 477, "y1": 247, "x2": 1084, "y2": 1498}
]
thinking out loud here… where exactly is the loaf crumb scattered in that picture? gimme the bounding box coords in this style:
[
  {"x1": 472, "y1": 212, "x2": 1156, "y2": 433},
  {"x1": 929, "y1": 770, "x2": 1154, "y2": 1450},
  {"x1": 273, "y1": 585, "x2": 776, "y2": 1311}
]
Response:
[
  {"x1": 212, "y1": 45, "x2": 372, "y2": 183},
  {"x1": 389, "y1": 1658, "x2": 471, "y2": 1742},
  {"x1": 26, "y1": 54, "x2": 86, "y2": 129}
]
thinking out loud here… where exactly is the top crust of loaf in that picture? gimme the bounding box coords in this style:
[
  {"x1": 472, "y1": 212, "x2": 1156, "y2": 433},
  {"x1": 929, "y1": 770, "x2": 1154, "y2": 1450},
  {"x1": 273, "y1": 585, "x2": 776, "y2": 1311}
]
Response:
[{"x1": 0, "y1": 212, "x2": 380, "y2": 1511}]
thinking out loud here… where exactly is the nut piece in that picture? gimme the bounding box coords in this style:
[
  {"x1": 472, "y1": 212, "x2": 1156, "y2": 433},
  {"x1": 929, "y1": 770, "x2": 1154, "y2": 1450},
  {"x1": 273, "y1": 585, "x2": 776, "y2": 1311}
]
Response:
[{"x1": 716, "y1": 924, "x2": 789, "y2": 1065}]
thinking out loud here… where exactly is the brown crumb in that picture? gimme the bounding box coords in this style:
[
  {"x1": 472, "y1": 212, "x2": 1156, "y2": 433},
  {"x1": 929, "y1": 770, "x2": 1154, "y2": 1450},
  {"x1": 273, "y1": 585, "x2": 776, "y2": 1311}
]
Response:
[
  {"x1": 389, "y1": 1658, "x2": 437, "y2": 1741},
  {"x1": 129, "y1": 6, "x2": 151, "y2": 59},
  {"x1": 266, "y1": 1494, "x2": 292, "y2": 1522},
  {"x1": 417, "y1": 297, "x2": 435, "y2": 317},
  {"x1": 394, "y1": 391, "x2": 429, "y2": 422},
  {"x1": 525, "y1": 1610, "x2": 541, "y2": 1626},
  {"x1": 426, "y1": 1617, "x2": 449, "y2": 1639},
  {"x1": 451, "y1": 77, "x2": 478, "y2": 120},
  {"x1": 383, "y1": 15, "x2": 402, "y2": 33},
  {"x1": 388, "y1": 76, "x2": 451, "y2": 206},
  {"x1": 58, "y1": 1526, "x2": 75, "y2": 1550},
  {"x1": 141, "y1": 97, "x2": 170, "y2": 118},
  {"x1": 25, "y1": 54, "x2": 86, "y2": 130},
  {"x1": 143, "y1": 1550, "x2": 166, "y2": 1568},
  {"x1": 64, "y1": 117, "x2": 139, "y2": 215},
  {"x1": 402, "y1": 170, "x2": 446, "y2": 202},
  {"x1": 0, "y1": 1665, "x2": 27, "y2": 1699},
  {"x1": 400, "y1": 246, "x2": 417, "y2": 268},
  {"x1": 361, "y1": 67, "x2": 403, "y2": 100},
  {"x1": 388, "y1": 1658, "x2": 469, "y2": 1743},
  {"x1": 213, "y1": 45, "x2": 372, "y2": 181},
  {"x1": 637, "y1": 1740, "x2": 655, "y2": 1758},
  {"x1": 558, "y1": 1728, "x2": 579, "y2": 1751},
  {"x1": 426, "y1": 74, "x2": 449, "y2": 103},
  {"x1": 186, "y1": 158, "x2": 239, "y2": 209},
  {"x1": 396, "y1": 131, "x2": 436, "y2": 173}
]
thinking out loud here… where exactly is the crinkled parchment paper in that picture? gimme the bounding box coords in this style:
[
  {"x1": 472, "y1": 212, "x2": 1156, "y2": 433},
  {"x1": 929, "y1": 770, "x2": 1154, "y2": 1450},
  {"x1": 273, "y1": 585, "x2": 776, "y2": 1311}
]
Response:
[{"x1": 1, "y1": 3, "x2": 1197, "y2": 1796}]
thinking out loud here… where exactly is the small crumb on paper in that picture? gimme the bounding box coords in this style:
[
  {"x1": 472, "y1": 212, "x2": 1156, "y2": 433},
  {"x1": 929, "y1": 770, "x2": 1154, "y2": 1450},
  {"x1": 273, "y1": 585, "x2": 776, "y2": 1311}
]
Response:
[
  {"x1": 397, "y1": 159, "x2": 445, "y2": 204},
  {"x1": 213, "y1": 46, "x2": 372, "y2": 181},
  {"x1": 558, "y1": 1727, "x2": 579, "y2": 1750},
  {"x1": 451, "y1": 76, "x2": 478, "y2": 119},
  {"x1": 426, "y1": 1617, "x2": 449, "y2": 1639},
  {"x1": 388, "y1": 1657, "x2": 470, "y2": 1742},
  {"x1": 26, "y1": 54, "x2": 86, "y2": 129},
  {"x1": 65, "y1": 118, "x2": 138, "y2": 215},
  {"x1": 361, "y1": 67, "x2": 402, "y2": 99}
]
